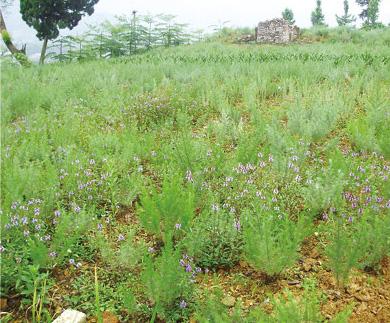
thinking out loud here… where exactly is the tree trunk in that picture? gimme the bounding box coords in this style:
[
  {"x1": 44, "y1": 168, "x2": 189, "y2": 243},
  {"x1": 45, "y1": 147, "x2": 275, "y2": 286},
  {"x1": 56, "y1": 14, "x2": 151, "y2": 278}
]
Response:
[
  {"x1": 0, "y1": 8, "x2": 30, "y2": 66},
  {"x1": 39, "y1": 36, "x2": 48, "y2": 64}
]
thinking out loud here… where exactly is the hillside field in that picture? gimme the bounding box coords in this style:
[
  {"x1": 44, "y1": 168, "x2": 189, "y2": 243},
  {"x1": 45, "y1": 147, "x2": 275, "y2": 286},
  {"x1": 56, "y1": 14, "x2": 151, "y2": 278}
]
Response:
[{"x1": 1, "y1": 29, "x2": 390, "y2": 322}]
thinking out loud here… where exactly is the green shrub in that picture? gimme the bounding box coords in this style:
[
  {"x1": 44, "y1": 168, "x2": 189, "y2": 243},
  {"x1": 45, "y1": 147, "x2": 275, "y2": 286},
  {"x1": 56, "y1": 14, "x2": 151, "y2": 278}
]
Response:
[
  {"x1": 142, "y1": 245, "x2": 193, "y2": 321},
  {"x1": 138, "y1": 174, "x2": 195, "y2": 244},
  {"x1": 242, "y1": 207, "x2": 310, "y2": 276},
  {"x1": 325, "y1": 211, "x2": 390, "y2": 286},
  {"x1": 247, "y1": 279, "x2": 352, "y2": 323},
  {"x1": 183, "y1": 210, "x2": 242, "y2": 269}
]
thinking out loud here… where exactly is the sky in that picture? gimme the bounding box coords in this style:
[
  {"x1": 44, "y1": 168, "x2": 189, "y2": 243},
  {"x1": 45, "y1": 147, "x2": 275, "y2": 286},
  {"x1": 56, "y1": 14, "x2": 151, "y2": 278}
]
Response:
[{"x1": 2, "y1": 0, "x2": 390, "y2": 54}]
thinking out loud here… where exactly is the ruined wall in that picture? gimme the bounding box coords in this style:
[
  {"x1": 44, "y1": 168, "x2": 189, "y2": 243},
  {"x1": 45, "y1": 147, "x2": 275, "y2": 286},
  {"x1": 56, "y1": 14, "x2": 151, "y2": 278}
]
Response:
[{"x1": 256, "y1": 18, "x2": 299, "y2": 44}]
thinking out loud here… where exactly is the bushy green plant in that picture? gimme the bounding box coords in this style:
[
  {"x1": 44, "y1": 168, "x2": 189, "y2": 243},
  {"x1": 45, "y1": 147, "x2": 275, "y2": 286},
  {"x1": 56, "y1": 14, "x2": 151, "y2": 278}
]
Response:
[
  {"x1": 96, "y1": 230, "x2": 146, "y2": 269},
  {"x1": 324, "y1": 216, "x2": 365, "y2": 286},
  {"x1": 138, "y1": 174, "x2": 195, "y2": 243},
  {"x1": 248, "y1": 279, "x2": 352, "y2": 323},
  {"x1": 142, "y1": 245, "x2": 193, "y2": 321},
  {"x1": 194, "y1": 291, "x2": 243, "y2": 322},
  {"x1": 183, "y1": 210, "x2": 242, "y2": 269},
  {"x1": 303, "y1": 161, "x2": 346, "y2": 216},
  {"x1": 354, "y1": 212, "x2": 390, "y2": 270},
  {"x1": 242, "y1": 207, "x2": 310, "y2": 276}
]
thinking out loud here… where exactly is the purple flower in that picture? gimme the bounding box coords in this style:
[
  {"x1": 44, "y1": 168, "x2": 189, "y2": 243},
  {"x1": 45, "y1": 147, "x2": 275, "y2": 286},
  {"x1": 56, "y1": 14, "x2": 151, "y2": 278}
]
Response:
[
  {"x1": 49, "y1": 251, "x2": 57, "y2": 258},
  {"x1": 118, "y1": 234, "x2": 125, "y2": 241},
  {"x1": 179, "y1": 259, "x2": 186, "y2": 267},
  {"x1": 179, "y1": 300, "x2": 187, "y2": 309},
  {"x1": 97, "y1": 223, "x2": 103, "y2": 231},
  {"x1": 175, "y1": 223, "x2": 182, "y2": 230},
  {"x1": 21, "y1": 217, "x2": 28, "y2": 225},
  {"x1": 34, "y1": 208, "x2": 40, "y2": 216},
  {"x1": 348, "y1": 216, "x2": 353, "y2": 223},
  {"x1": 362, "y1": 186, "x2": 371, "y2": 193},
  {"x1": 69, "y1": 258, "x2": 76, "y2": 265},
  {"x1": 24, "y1": 230, "x2": 30, "y2": 237},
  {"x1": 73, "y1": 205, "x2": 81, "y2": 213},
  {"x1": 322, "y1": 213, "x2": 328, "y2": 221},
  {"x1": 211, "y1": 204, "x2": 219, "y2": 212},
  {"x1": 185, "y1": 264, "x2": 192, "y2": 272},
  {"x1": 54, "y1": 210, "x2": 61, "y2": 217}
]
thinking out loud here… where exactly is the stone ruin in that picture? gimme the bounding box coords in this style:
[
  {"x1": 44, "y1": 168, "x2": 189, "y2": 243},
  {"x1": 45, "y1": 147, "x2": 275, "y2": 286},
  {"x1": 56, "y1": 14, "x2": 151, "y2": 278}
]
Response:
[{"x1": 255, "y1": 18, "x2": 299, "y2": 44}]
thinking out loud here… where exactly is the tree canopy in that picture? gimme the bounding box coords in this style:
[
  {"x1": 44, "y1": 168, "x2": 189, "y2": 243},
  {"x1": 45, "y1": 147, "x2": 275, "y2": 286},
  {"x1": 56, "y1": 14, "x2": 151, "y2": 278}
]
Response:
[
  {"x1": 20, "y1": 0, "x2": 99, "y2": 63},
  {"x1": 282, "y1": 8, "x2": 295, "y2": 25},
  {"x1": 336, "y1": 0, "x2": 356, "y2": 26},
  {"x1": 311, "y1": 0, "x2": 326, "y2": 26}
]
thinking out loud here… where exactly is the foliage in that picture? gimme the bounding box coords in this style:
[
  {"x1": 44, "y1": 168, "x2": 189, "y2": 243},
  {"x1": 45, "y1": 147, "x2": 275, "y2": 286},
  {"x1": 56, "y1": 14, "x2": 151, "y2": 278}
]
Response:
[
  {"x1": 322, "y1": 211, "x2": 390, "y2": 286},
  {"x1": 282, "y1": 8, "x2": 295, "y2": 25},
  {"x1": 248, "y1": 279, "x2": 352, "y2": 323},
  {"x1": 20, "y1": 0, "x2": 99, "y2": 41},
  {"x1": 142, "y1": 245, "x2": 193, "y2": 321},
  {"x1": 311, "y1": 0, "x2": 326, "y2": 26},
  {"x1": 183, "y1": 209, "x2": 243, "y2": 269},
  {"x1": 356, "y1": 0, "x2": 382, "y2": 27},
  {"x1": 336, "y1": 0, "x2": 356, "y2": 26},
  {"x1": 48, "y1": 13, "x2": 194, "y2": 62},
  {"x1": 138, "y1": 174, "x2": 195, "y2": 244},
  {"x1": 242, "y1": 207, "x2": 311, "y2": 276}
]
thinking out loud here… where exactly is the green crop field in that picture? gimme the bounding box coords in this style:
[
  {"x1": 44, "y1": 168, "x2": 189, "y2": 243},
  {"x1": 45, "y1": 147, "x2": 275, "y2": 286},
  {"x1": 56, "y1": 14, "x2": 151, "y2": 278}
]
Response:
[{"x1": 1, "y1": 28, "x2": 390, "y2": 322}]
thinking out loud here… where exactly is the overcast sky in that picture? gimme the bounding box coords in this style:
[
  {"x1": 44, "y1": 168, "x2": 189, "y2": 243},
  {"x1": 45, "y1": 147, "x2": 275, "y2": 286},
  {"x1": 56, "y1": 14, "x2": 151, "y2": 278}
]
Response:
[{"x1": 3, "y1": 0, "x2": 390, "y2": 47}]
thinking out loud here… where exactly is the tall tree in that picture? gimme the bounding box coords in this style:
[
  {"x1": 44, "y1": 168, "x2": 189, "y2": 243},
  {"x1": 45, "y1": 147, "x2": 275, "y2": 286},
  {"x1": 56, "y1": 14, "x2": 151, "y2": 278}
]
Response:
[
  {"x1": 366, "y1": 0, "x2": 381, "y2": 26},
  {"x1": 282, "y1": 8, "x2": 295, "y2": 25},
  {"x1": 20, "y1": 0, "x2": 99, "y2": 64},
  {"x1": 311, "y1": 0, "x2": 326, "y2": 26},
  {"x1": 356, "y1": 0, "x2": 381, "y2": 26},
  {"x1": 336, "y1": 0, "x2": 356, "y2": 26}
]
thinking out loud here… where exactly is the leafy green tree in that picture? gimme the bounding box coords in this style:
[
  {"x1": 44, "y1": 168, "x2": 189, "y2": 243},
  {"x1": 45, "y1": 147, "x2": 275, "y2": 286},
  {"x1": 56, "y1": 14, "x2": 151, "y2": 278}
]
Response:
[
  {"x1": 366, "y1": 0, "x2": 381, "y2": 27},
  {"x1": 20, "y1": 0, "x2": 99, "y2": 64},
  {"x1": 311, "y1": 0, "x2": 326, "y2": 26},
  {"x1": 356, "y1": 0, "x2": 381, "y2": 26},
  {"x1": 336, "y1": 0, "x2": 356, "y2": 26},
  {"x1": 282, "y1": 8, "x2": 295, "y2": 25}
]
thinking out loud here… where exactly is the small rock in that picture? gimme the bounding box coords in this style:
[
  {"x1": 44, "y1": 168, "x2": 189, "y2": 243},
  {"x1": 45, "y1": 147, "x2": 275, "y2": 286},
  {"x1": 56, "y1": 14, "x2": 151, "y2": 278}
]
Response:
[
  {"x1": 53, "y1": 309, "x2": 87, "y2": 323},
  {"x1": 102, "y1": 311, "x2": 119, "y2": 323},
  {"x1": 287, "y1": 280, "x2": 301, "y2": 285},
  {"x1": 222, "y1": 295, "x2": 236, "y2": 307}
]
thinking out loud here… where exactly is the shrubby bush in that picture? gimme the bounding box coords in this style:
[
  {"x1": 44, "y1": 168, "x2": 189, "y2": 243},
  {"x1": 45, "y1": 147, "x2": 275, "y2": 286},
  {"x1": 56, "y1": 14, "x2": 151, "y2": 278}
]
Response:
[
  {"x1": 242, "y1": 206, "x2": 311, "y2": 276},
  {"x1": 183, "y1": 209, "x2": 242, "y2": 269}
]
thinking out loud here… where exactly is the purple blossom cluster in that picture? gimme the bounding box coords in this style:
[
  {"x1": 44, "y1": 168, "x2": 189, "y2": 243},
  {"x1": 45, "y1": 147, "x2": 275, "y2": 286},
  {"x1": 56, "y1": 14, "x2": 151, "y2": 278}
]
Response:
[{"x1": 179, "y1": 254, "x2": 202, "y2": 283}]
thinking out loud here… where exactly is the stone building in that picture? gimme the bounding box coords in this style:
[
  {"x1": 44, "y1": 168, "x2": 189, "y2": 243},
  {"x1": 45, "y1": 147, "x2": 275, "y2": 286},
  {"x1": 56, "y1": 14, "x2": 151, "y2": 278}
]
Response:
[{"x1": 256, "y1": 18, "x2": 299, "y2": 44}]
